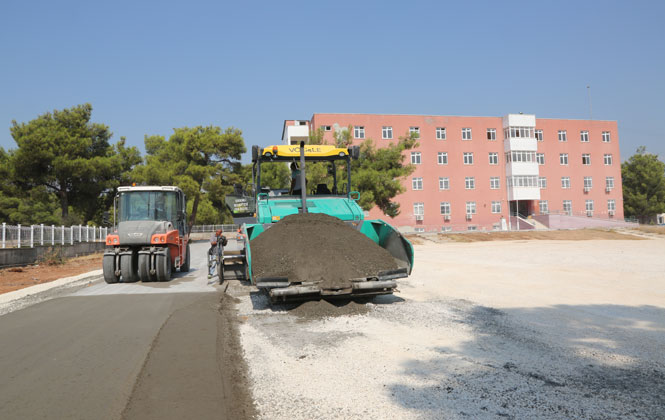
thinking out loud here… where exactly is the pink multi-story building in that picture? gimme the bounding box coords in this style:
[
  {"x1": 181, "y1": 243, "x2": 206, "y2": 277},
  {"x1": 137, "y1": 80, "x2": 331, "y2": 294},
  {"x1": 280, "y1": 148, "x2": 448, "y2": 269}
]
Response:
[{"x1": 282, "y1": 113, "x2": 625, "y2": 232}]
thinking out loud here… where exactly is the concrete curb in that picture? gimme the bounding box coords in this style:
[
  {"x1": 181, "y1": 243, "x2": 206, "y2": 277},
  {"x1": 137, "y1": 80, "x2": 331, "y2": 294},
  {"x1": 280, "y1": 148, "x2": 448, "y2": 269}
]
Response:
[{"x1": 0, "y1": 270, "x2": 103, "y2": 316}]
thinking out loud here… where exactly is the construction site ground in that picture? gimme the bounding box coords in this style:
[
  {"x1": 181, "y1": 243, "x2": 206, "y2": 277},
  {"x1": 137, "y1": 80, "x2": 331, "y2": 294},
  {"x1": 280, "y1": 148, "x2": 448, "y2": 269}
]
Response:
[
  {"x1": 0, "y1": 234, "x2": 664, "y2": 419},
  {"x1": 0, "y1": 252, "x2": 103, "y2": 294}
]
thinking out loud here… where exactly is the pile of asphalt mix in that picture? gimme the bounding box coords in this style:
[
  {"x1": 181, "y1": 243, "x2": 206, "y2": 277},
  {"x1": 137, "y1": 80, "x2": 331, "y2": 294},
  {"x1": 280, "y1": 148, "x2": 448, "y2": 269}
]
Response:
[
  {"x1": 250, "y1": 213, "x2": 398, "y2": 289},
  {"x1": 288, "y1": 300, "x2": 371, "y2": 321}
]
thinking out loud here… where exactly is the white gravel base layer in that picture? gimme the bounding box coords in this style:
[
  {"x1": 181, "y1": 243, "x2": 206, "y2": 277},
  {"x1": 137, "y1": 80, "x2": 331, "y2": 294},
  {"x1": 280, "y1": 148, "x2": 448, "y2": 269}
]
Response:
[{"x1": 237, "y1": 240, "x2": 665, "y2": 420}]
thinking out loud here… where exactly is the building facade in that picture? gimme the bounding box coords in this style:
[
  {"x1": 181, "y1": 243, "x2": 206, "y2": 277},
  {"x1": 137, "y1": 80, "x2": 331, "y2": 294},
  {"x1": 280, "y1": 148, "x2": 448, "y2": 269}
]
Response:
[{"x1": 282, "y1": 113, "x2": 624, "y2": 232}]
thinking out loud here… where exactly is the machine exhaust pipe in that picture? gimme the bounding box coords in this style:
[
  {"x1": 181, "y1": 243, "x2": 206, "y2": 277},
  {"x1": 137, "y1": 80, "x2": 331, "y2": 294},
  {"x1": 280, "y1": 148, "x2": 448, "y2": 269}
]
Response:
[{"x1": 299, "y1": 140, "x2": 307, "y2": 213}]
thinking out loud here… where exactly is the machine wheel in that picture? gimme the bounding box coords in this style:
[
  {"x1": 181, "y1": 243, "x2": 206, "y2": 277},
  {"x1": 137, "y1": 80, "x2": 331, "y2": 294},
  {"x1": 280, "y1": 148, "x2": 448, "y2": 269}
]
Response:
[
  {"x1": 180, "y1": 243, "x2": 191, "y2": 272},
  {"x1": 156, "y1": 248, "x2": 172, "y2": 282},
  {"x1": 103, "y1": 254, "x2": 119, "y2": 284},
  {"x1": 120, "y1": 252, "x2": 139, "y2": 283},
  {"x1": 138, "y1": 253, "x2": 156, "y2": 282}
]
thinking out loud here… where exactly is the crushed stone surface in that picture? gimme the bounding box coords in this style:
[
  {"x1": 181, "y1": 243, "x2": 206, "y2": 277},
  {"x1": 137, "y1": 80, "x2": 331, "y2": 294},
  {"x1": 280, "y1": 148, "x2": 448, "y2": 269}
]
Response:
[
  {"x1": 250, "y1": 213, "x2": 398, "y2": 289},
  {"x1": 236, "y1": 239, "x2": 665, "y2": 420}
]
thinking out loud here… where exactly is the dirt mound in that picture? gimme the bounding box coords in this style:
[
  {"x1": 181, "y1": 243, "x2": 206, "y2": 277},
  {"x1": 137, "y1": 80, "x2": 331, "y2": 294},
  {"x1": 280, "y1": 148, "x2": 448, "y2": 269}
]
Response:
[
  {"x1": 289, "y1": 299, "x2": 371, "y2": 320},
  {"x1": 250, "y1": 213, "x2": 398, "y2": 289}
]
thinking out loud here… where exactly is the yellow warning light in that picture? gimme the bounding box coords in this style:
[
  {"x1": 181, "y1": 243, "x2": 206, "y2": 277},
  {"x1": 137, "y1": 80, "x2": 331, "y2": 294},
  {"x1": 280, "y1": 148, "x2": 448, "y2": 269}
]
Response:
[{"x1": 132, "y1": 182, "x2": 136, "y2": 186}]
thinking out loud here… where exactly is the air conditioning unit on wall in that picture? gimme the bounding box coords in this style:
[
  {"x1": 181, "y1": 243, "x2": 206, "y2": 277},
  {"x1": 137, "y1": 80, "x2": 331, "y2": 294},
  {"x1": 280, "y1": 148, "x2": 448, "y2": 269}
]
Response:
[
  {"x1": 415, "y1": 215, "x2": 424, "y2": 221},
  {"x1": 608, "y1": 210, "x2": 615, "y2": 216},
  {"x1": 443, "y1": 214, "x2": 451, "y2": 221},
  {"x1": 584, "y1": 187, "x2": 591, "y2": 192},
  {"x1": 466, "y1": 213, "x2": 473, "y2": 220},
  {"x1": 606, "y1": 187, "x2": 612, "y2": 192},
  {"x1": 587, "y1": 211, "x2": 593, "y2": 217}
]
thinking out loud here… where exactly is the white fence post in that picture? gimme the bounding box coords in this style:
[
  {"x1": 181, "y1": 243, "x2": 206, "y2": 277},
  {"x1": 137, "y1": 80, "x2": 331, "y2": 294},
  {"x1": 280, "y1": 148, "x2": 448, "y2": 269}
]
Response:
[
  {"x1": 18, "y1": 224, "x2": 21, "y2": 248},
  {"x1": 92, "y1": 226, "x2": 96, "y2": 242},
  {"x1": 51, "y1": 225, "x2": 55, "y2": 246},
  {"x1": 1, "y1": 223, "x2": 5, "y2": 249},
  {"x1": 61, "y1": 225, "x2": 65, "y2": 245},
  {"x1": 86, "y1": 226, "x2": 89, "y2": 242},
  {"x1": 30, "y1": 225, "x2": 34, "y2": 248},
  {"x1": 40, "y1": 224, "x2": 44, "y2": 246},
  {"x1": 70, "y1": 226, "x2": 74, "y2": 245},
  {"x1": 78, "y1": 224, "x2": 82, "y2": 242}
]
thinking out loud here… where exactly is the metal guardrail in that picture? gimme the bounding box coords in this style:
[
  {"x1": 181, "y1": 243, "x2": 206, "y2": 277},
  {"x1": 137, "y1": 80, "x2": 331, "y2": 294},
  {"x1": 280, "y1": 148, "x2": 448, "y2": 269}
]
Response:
[{"x1": 1, "y1": 223, "x2": 108, "y2": 249}]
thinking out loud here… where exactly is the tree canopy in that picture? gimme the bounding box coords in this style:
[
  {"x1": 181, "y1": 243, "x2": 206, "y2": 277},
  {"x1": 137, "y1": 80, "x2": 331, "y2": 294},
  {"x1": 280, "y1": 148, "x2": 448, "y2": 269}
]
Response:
[
  {"x1": 7, "y1": 104, "x2": 141, "y2": 224},
  {"x1": 132, "y1": 125, "x2": 245, "y2": 227},
  {"x1": 622, "y1": 146, "x2": 665, "y2": 223}
]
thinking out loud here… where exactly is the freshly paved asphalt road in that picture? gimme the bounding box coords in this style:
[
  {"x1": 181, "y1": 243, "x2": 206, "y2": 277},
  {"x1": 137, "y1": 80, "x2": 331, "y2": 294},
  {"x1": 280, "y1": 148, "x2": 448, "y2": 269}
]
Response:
[{"x1": 0, "y1": 241, "x2": 254, "y2": 420}]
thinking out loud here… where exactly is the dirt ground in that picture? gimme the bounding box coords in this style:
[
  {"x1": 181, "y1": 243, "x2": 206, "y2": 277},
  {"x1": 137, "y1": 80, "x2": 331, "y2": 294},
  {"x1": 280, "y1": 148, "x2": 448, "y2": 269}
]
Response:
[
  {"x1": 0, "y1": 253, "x2": 103, "y2": 295},
  {"x1": 407, "y1": 228, "x2": 643, "y2": 243},
  {"x1": 629, "y1": 225, "x2": 665, "y2": 236}
]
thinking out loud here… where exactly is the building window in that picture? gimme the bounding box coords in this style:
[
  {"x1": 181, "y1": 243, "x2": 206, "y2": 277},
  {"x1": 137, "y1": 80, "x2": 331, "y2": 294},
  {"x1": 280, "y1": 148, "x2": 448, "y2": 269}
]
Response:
[
  {"x1": 490, "y1": 177, "x2": 500, "y2": 189},
  {"x1": 604, "y1": 154, "x2": 613, "y2": 165},
  {"x1": 440, "y1": 202, "x2": 451, "y2": 215},
  {"x1": 561, "y1": 177, "x2": 571, "y2": 189},
  {"x1": 409, "y1": 127, "x2": 420, "y2": 138},
  {"x1": 586, "y1": 200, "x2": 594, "y2": 212},
  {"x1": 505, "y1": 127, "x2": 535, "y2": 138},
  {"x1": 296, "y1": 120, "x2": 307, "y2": 126},
  {"x1": 488, "y1": 152, "x2": 498, "y2": 165},
  {"x1": 563, "y1": 200, "x2": 572, "y2": 215},
  {"x1": 465, "y1": 177, "x2": 475, "y2": 190},
  {"x1": 558, "y1": 130, "x2": 567, "y2": 142},
  {"x1": 602, "y1": 131, "x2": 611, "y2": 143},
  {"x1": 539, "y1": 200, "x2": 549, "y2": 214},
  {"x1": 491, "y1": 201, "x2": 501, "y2": 213},
  {"x1": 536, "y1": 153, "x2": 545, "y2": 165},
  {"x1": 606, "y1": 177, "x2": 614, "y2": 190},
  {"x1": 507, "y1": 176, "x2": 539, "y2": 187},
  {"x1": 411, "y1": 152, "x2": 421, "y2": 164},
  {"x1": 439, "y1": 177, "x2": 450, "y2": 190},
  {"x1": 412, "y1": 177, "x2": 423, "y2": 190},
  {"x1": 466, "y1": 201, "x2": 476, "y2": 215},
  {"x1": 436, "y1": 127, "x2": 446, "y2": 140},
  {"x1": 382, "y1": 126, "x2": 393, "y2": 139},
  {"x1": 462, "y1": 128, "x2": 472, "y2": 140},
  {"x1": 487, "y1": 128, "x2": 496, "y2": 140},
  {"x1": 608, "y1": 199, "x2": 616, "y2": 211},
  {"x1": 354, "y1": 126, "x2": 365, "y2": 139},
  {"x1": 505, "y1": 151, "x2": 536, "y2": 163},
  {"x1": 535, "y1": 129, "x2": 543, "y2": 141},
  {"x1": 560, "y1": 153, "x2": 569, "y2": 165},
  {"x1": 539, "y1": 177, "x2": 547, "y2": 189},
  {"x1": 437, "y1": 152, "x2": 448, "y2": 165},
  {"x1": 414, "y1": 227, "x2": 425, "y2": 233},
  {"x1": 580, "y1": 130, "x2": 589, "y2": 142},
  {"x1": 322, "y1": 125, "x2": 331, "y2": 131},
  {"x1": 441, "y1": 226, "x2": 452, "y2": 232},
  {"x1": 584, "y1": 176, "x2": 593, "y2": 189},
  {"x1": 582, "y1": 153, "x2": 591, "y2": 165},
  {"x1": 414, "y1": 202, "x2": 424, "y2": 216},
  {"x1": 463, "y1": 152, "x2": 474, "y2": 165}
]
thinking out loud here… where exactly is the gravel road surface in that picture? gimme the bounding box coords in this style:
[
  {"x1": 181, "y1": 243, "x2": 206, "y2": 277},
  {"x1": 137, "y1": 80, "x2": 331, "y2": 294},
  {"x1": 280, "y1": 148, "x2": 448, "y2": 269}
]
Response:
[
  {"x1": 234, "y1": 237, "x2": 665, "y2": 420},
  {"x1": 0, "y1": 241, "x2": 254, "y2": 420}
]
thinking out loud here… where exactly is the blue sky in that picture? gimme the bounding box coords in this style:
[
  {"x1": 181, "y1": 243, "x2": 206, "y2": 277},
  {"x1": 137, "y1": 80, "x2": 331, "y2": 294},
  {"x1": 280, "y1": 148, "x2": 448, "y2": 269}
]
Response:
[{"x1": 1, "y1": 0, "x2": 664, "y2": 162}]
